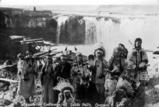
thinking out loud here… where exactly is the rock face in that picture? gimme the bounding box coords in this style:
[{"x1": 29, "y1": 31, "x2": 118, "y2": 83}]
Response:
[
  {"x1": 0, "y1": 8, "x2": 57, "y2": 42},
  {"x1": 0, "y1": 8, "x2": 57, "y2": 59},
  {"x1": 0, "y1": 33, "x2": 20, "y2": 60}
]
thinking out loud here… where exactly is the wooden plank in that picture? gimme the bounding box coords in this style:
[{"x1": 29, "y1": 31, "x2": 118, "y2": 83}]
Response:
[{"x1": 0, "y1": 78, "x2": 19, "y2": 83}]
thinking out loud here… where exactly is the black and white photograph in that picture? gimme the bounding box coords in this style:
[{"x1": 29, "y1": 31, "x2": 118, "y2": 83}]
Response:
[{"x1": 0, "y1": 0, "x2": 159, "y2": 107}]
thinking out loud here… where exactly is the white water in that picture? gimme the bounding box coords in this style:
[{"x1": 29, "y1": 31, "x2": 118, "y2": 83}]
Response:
[
  {"x1": 84, "y1": 17, "x2": 97, "y2": 44},
  {"x1": 56, "y1": 16, "x2": 69, "y2": 44},
  {"x1": 83, "y1": 17, "x2": 123, "y2": 59}
]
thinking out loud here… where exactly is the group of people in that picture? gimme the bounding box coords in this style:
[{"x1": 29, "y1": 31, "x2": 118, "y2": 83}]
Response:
[{"x1": 16, "y1": 37, "x2": 149, "y2": 107}]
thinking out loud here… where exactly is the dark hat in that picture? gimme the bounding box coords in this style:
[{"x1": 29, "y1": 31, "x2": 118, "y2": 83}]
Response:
[
  {"x1": 135, "y1": 38, "x2": 142, "y2": 43},
  {"x1": 118, "y1": 43, "x2": 125, "y2": 47},
  {"x1": 88, "y1": 54, "x2": 94, "y2": 60}
]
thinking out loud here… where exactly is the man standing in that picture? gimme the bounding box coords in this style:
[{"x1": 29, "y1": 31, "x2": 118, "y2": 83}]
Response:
[
  {"x1": 17, "y1": 54, "x2": 36, "y2": 103},
  {"x1": 40, "y1": 55, "x2": 55, "y2": 104},
  {"x1": 108, "y1": 43, "x2": 128, "y2": 80},
  {"x1": 70, "y1": 53, "x2": 85, "y2": 100},
  {"x1": 128, "y1": 38, "x2": 148, "y2": 107},
  {"x1": 128, "y1": 38, "x2": 148, "y2": 85},
  {"x1": 94, "y1": 46, "x2": 108, "y2": 103},
  {"x1": 55, "y1": 55, "x2": 72, "y2": 80}
]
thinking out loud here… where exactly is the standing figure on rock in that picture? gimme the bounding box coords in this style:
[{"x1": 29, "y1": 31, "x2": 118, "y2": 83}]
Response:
[
  {"x1": 128, "y1": 38, "x2": 149, "y2": 107},
  {"x1": 17, "y1": 53, "x2": 36, "y2": 103},
  {"x1": 94, "y1": 45, "x2": 109, "y2": 103},
  {"x1": 40, "y1": 55, "x2": 56, "y2": 104}
]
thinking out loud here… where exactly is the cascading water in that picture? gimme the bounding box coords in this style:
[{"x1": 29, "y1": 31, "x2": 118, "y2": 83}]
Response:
[
  {"x1": 83, "y1": 16, "x2": 124, "y2": 59},
  {"x1": 56, "y1": 16, "x2": 69, "y2": 44},
  {"x1": 55, "y1": 16, "x2": 85, "y2": 44},
  {"x1": 95, "y1": 17, "x2": 115, "y2": 59},
  {"x1": 84, "y1": 17, "x2": 97, "y2": 44}
]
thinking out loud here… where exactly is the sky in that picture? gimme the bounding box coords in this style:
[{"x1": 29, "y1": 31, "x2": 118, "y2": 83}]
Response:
[{"x1": 0, "y1": 0, "x2": 159, "y2": 6}]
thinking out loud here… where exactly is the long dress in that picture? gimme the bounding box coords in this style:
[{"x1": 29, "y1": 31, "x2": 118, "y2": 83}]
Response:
[
  {"x1": 18, "y1": 72, "x2": 35, "y2": 99},
  {"x1": 40, "y1": 65, "x2": 55, "y2": 104},
  {"x1": 17, "y1": 60, "x2": 35, "y2": 100}
]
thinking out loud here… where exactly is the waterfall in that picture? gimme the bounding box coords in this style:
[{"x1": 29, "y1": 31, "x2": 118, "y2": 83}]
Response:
[
  {"x1": 83, "y1": 17, "x2": 123, "y2": 59},
  {"x1": 56, "y1": 16, "x2": 69, "y2": 44},
  {"x1": 84, "y1": 17, "x2": 97, "y2": 44}
]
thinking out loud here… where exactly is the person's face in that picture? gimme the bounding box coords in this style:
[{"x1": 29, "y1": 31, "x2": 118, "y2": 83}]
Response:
[
  {"x1": 95, "y1": 50, "x2": 103, "y2": 58},
  {"x1": 135, "y1": 41, "x2": 142, "y2": 48}
]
